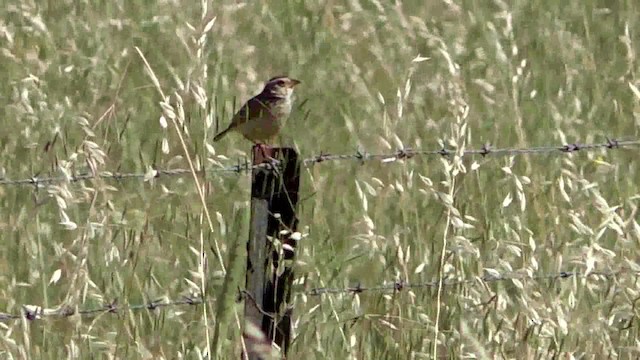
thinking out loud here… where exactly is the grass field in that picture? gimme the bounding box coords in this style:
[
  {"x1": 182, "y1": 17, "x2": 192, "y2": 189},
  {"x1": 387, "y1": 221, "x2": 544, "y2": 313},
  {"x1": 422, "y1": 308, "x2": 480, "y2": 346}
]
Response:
[{"x1": 2, "y1": 0, "x2": 640, "y2": 358}]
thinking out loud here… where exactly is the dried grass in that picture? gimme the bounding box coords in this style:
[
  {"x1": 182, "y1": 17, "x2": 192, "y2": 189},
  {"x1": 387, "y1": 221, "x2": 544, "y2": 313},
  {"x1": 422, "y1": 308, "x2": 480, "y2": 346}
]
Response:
[{"x1": 1, "y1": 0, "x2": 639, "y2": 359}]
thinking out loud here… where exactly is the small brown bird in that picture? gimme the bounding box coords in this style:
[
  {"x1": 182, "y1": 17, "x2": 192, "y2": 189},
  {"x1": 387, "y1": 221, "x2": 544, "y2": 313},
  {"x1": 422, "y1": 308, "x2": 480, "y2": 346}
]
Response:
[{"x1": 214, "y1": 76, "x2": 301, "y2": 144}]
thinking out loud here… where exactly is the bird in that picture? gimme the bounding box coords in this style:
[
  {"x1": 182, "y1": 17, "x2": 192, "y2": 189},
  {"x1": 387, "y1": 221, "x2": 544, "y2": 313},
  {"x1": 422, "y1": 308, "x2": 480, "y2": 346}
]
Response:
[{"x1": 213, "y1": 76, "x2": 301, "y2": 145}]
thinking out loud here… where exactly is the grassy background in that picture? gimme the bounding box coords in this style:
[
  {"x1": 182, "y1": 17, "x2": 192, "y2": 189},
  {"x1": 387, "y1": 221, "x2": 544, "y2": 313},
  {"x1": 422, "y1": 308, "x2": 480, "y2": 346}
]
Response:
[{"x1": 1, "y1": 0, "x2": 640, "y2": 358}]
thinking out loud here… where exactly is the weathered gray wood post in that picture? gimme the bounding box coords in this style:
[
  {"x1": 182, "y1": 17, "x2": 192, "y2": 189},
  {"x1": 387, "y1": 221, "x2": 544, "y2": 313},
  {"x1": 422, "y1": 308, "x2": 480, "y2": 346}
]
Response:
[{"x1": 244, "y1": 146, "x2": 300, "y2": 359}]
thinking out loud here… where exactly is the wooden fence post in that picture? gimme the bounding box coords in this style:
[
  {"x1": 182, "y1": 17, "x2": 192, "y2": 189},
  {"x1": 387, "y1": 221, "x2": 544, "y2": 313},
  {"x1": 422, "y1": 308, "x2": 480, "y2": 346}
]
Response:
[{"x1": 244, "y1": 146, "x2": 300, "y2": 359}]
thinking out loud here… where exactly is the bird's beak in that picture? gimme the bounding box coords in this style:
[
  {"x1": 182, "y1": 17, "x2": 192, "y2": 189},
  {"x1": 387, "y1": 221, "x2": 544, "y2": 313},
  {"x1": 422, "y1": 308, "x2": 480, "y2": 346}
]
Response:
[{"x1": 290, "y1": 79, "x2": 301, "y2": 86}]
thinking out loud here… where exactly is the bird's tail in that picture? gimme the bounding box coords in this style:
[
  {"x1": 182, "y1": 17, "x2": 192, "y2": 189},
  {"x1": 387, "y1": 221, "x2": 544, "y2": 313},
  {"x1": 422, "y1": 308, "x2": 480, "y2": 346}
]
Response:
[{"x1": 213, "y1": 127, "x2": 231, "y2": 142}]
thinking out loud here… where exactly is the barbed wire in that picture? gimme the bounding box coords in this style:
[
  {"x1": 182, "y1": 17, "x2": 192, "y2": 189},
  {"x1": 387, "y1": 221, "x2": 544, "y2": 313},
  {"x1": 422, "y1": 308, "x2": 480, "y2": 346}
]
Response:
[
  {"x1": 0, "y1": 295, "x2": 209, "y2": 322},
  {"x1": 302, "y1": 138, "x2": 639, "y2": 165},
  {"x1": 0, "y1": 138, "x2": 638, "y2": 187},
  {"x1": 1, "y1": 268, "x2": 638, "y2": 323},
  {"x1": 306, "y1": 268, "x2": 639, "y2": 296}
]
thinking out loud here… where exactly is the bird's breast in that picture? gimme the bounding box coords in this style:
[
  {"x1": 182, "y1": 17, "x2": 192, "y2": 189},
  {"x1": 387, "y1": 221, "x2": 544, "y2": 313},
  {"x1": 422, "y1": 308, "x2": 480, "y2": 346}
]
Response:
[{"x1": 238, "y1": 98, "x2": 293, "y2": 142}]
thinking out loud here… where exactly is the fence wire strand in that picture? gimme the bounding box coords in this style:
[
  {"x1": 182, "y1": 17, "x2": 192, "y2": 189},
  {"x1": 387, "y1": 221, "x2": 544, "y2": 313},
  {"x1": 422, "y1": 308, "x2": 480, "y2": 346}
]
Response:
[
  {"x1": 0, "y1": 296, "x2": 208, "y2": 322},
  {"x1": 1, "y1": 138, "x2": 638, "y2": 187},
  {"x1": 305, "y1": 268, "x2": 635, "y2": 296},
  {"x1": 2, "y1": 268, "x2": 638, "y2": 323}
]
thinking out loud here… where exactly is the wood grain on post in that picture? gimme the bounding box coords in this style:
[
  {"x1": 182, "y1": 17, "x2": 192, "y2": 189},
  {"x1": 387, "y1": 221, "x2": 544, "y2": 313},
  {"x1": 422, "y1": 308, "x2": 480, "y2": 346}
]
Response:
[{"x1": 244, "y1": 146, "x2": 300, "y2": 359}]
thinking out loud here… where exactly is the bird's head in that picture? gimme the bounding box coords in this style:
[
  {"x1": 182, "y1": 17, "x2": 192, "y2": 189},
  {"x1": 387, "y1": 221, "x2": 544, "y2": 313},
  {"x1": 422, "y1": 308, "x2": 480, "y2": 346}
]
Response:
[{"x1": 263, "y1": 76, "x2": 301, "y2": 99}]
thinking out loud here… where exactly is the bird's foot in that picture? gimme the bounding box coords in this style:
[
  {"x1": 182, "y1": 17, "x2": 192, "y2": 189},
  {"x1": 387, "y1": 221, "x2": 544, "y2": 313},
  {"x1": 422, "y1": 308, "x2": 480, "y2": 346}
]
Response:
[
  {"x1": 253, "y1": 143, "x2": 280, "y2": 167},
  {"x1": 255, "y1": 143, "x2": 271, "y2": 157}
]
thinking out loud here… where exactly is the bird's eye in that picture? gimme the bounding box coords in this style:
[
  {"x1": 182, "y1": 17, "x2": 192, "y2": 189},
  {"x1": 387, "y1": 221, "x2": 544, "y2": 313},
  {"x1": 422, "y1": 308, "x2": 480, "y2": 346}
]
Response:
[{"x1": 277, "y1": 80, "x2": 285, "y2": 86}]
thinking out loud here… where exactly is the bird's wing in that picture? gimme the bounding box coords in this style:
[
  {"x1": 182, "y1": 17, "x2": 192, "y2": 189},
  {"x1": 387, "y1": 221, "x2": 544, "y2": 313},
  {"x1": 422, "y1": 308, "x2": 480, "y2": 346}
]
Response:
[{"x1": 228, "y1": 97, "x2": 271, "y2": 129}]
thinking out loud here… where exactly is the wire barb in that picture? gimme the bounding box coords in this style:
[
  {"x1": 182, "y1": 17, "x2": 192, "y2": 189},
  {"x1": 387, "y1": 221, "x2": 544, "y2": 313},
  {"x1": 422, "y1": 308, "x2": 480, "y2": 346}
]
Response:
[
  {"x1": 396, "y1": 148, "x2": 415, "y2": 160},
  {"x1": 480, "y1": 143, "x2": 491, "y2": 156},
  {"x1": 606, "y1": 137, "x2": 619, "y2": 149},
  {"x1": 561, "y1": 143, "x2": 581, "y2": 152}
]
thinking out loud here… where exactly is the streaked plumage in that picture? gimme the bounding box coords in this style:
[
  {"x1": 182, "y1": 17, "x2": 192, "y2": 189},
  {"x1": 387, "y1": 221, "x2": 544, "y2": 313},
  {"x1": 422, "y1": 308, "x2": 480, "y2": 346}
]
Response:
[{"x1": 214, "y1": 76, "x2": 301, "y2": 143}]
